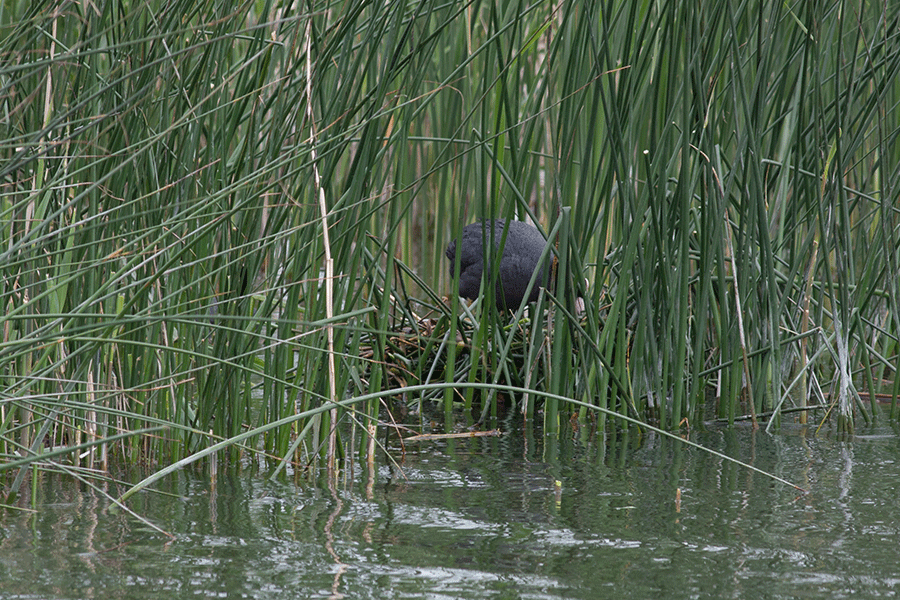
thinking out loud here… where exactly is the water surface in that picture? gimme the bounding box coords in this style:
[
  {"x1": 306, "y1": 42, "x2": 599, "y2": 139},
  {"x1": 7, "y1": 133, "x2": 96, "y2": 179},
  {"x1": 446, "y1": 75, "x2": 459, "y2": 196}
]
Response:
[{"x1": 2, "y1": 419, "x2": 899, "y2": 599}]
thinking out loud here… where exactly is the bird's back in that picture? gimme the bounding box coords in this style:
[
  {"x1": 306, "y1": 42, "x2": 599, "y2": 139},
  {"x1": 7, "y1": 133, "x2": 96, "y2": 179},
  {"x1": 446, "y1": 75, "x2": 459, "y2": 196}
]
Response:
[{"x1": 446, "y1": 219, "x2": 550, "y2": 309}]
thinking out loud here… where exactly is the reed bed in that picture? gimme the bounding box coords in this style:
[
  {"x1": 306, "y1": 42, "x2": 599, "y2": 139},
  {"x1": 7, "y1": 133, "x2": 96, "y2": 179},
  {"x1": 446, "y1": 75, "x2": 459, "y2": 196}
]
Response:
[{"x1": 1, "y1": 0, "x2": 898, "y2": 498}]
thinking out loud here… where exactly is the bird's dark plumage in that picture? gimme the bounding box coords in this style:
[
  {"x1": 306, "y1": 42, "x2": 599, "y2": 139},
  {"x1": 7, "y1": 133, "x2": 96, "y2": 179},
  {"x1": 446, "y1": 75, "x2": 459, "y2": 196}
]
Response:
[{"x1": 445, "y1": 219, "x2": 551, "y2": 310}]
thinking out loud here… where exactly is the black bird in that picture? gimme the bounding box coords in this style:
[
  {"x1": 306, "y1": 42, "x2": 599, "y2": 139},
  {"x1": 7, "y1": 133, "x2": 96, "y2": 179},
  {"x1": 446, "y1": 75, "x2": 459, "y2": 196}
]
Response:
[{"x1": 445, "y1": 219, "x2": 552, "y2": 310}]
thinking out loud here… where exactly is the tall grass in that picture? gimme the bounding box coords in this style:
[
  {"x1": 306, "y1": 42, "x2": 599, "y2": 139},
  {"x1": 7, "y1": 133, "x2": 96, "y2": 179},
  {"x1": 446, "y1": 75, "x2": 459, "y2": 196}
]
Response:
[{"x1": 1, "y1": 0, "x2": 898, "y2": 497}]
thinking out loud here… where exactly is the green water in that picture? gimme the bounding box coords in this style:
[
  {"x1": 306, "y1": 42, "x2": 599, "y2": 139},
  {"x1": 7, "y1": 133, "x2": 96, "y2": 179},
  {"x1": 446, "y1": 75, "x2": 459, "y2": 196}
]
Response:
[{"x1": 2, "y1": 420, "x2": 899, "y2": 599}]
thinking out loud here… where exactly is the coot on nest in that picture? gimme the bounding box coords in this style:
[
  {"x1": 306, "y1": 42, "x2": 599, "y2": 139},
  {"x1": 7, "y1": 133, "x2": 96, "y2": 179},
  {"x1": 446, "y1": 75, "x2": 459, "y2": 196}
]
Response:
[{"x1": 445, "y1": 219, "x2": 552, "y2": 310}]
